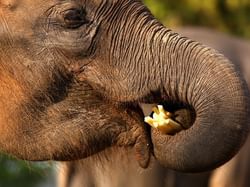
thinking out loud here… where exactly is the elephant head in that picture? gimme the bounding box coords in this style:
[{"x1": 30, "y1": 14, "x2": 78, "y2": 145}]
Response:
[{"x1": 0, "y1": 0, "x2": 249, "y2": 172}]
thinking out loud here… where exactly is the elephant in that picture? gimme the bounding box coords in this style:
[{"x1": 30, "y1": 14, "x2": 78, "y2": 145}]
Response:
[
  {"x1": 177, "y1": 27, "x2": 250, "y2": 89},
  {"x1": 176, "y1": 27, "x2": 250, "y2": 187},
  {"x1": 56, "y1": 27, "x2": 250, "y2": 187},
  {"x1": 0, "y1": 0, "x2": 250, "y2": 186}
]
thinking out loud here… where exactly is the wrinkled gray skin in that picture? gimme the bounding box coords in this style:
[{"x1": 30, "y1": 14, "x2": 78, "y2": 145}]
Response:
[
  {"x1": 0, "y1": 0, "x2": 249, "y2": 181},
  {"x1": 176, "y1": 27, "x2": 250, "y2": 187},
  {"x1": 177, "y1": 27, "x2": 250, "y2": 90},
  {"x1": 57, "y1": 27, "x2": 250, "y2": 187}
]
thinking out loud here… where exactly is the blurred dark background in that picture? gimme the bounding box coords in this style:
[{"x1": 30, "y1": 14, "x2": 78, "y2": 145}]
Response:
[{"x1": 1, "y1": 0, "x2": 249, "y2": 186}]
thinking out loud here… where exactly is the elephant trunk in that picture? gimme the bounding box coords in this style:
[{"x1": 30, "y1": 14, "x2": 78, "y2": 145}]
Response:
[
  {"x1": 151, "y1": 30, "x2": 250, "y2": 172},
  {"x1": 96, "y1": 2, "x2": 249, "y2": 171}
]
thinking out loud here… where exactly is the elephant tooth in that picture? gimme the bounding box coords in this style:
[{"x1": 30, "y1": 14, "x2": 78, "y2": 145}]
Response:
[{"x1": 144, "y1": 105, "x2": 183, "y2": 135}]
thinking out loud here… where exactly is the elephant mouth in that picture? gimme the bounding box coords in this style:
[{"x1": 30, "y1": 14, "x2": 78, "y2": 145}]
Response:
[
  {"x1": 131, "y1": 102, "x2": 196, "y2": 168},
  {"x1": 139, "y1": 103, "x2": 196, "y2": 134}
]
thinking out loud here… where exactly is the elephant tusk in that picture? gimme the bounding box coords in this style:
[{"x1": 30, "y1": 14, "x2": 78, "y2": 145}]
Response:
[{"x1": 144, "y1": 105, "x2": 183, "y2": 135}]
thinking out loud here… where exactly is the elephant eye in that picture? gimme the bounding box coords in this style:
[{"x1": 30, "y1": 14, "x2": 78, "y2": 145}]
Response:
[{"x1": 62, "y1": 8, "x2": 88, "y2": 29}]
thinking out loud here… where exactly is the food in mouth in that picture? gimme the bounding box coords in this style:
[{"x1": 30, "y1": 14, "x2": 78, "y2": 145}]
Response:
[{"x1": 144, "y1": 105, "x2": 183, "y2": 135}]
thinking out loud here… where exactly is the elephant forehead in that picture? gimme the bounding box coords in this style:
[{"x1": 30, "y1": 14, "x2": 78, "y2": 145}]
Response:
[
  {"x1": 0, "y1": 0, "x2": 43, "y2": 22},
  {"x1": 91, "y1": 0, "x2": 119, "y2": 4},
  {"x1": 0, "y1": 0, "x2": 118, "y2": 9}
]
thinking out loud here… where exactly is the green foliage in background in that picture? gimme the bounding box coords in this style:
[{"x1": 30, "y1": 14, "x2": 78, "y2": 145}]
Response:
[
  {"x1": 144, "y1": 0, "x2": 250, "y2": 39},
  {"x1": 0, "y1": 154, "x2": 53, "y2": 187}
]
